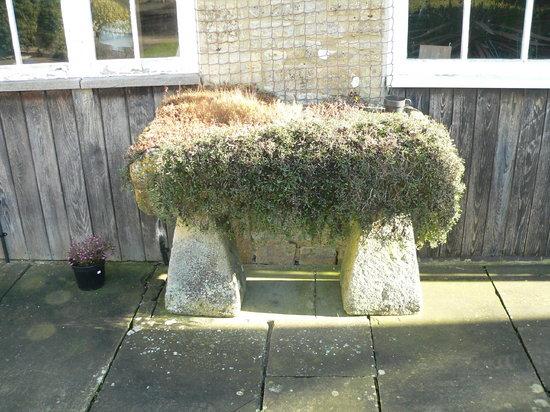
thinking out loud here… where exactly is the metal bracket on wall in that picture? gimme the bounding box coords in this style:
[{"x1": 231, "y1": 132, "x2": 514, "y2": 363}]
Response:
[{"x1": 0, "y1": 223, "x2": 9, "y2": 263}]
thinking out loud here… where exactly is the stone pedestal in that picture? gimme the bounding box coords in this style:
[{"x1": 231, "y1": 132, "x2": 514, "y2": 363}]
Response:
[
  {"x1": 165, "y1": 218, "x2": 246, "y2": 317},
  {"x1": 340, "y1": 219, "x2": 422, "y2": 315}
]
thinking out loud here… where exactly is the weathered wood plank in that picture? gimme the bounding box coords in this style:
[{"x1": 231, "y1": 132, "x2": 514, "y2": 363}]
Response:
[
  {"x1": 462, "y1": 90, "x2": 501, "y2": 257},
  {"x1": 0, "y1": 120, "x2": 27, "y2": 259},
  {"x1": 525, "y1": 91, "x2": 550, "y2": 256},
  {"x1": 405, "y1": 88, "x2": 430, "y2": 114},
  {"x1": 439, "y1": 89, "x2": 477, "y2": 257},
  {"x1": 99, "y1": 88, "x2": 145, "y2": 261},
  {"x1": 429, "y1": 89, "x2": 454, "y2": 258},
  {"x1": 125, "y1": 87, "x2": 162, "y2": 261},
  {"x1": 429, "y1": 88, "x2": 454, "y2": 126},
  {"x1": 72, "y1": 89, "x2": 121, "y2": 260},
  {"x1": 503, "y1": 90, "x2": 547, "y2": 256},
  {"x1": 0, "y1": 93, "x2": 51, "y2": 259},
  {"x1": 46, "y1": 90, "x2": 93, "y2": 243},
  {"x1": 481, "y1": 90, "x2": 524, "y2": 256},
  {"x1": 21, "y1": 91, "x2": 71, "y2": 259}
]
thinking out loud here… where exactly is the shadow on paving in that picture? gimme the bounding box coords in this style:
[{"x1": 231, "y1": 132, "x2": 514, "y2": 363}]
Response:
[
  {"x1": 485, "y1": 263, "x2": 550, "y2": 397},
  {"x1": 1, "y1": 261, "x2": 549, "y2": 411},
  {"x1": 372, "y1": 266, "x2": 550, "y2": 411},
  {"x1": 0, "y1": 261, "x2": 155, "y2": 412}
]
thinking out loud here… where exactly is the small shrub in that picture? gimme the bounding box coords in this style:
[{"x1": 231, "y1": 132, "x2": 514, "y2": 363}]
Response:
[
  {"x1": 68, "y1": 235, "x2": 112, "y2": 267},
  {"x1": 127, "y1": 88, "x2": 465, "y2": 248}
]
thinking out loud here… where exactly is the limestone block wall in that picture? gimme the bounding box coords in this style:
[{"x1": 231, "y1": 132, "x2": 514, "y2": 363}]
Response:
[{"x1": 196, "y1": 0, "x2": 392, "y2": 103}]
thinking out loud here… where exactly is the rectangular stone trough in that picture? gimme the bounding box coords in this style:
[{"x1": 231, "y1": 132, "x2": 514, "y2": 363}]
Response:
[{"x1": 165, "y1": 218, "x2": 422, "y2": 317}]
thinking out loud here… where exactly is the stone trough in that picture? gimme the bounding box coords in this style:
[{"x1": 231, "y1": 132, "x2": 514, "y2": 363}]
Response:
[{"x1": 165, "y1": 218, "x2": 422, "y2": 317}]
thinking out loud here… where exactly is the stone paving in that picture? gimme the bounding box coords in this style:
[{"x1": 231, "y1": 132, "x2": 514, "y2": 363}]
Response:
[{"x1": 0, "y1": 260, "x2": 549, "y2": 411}]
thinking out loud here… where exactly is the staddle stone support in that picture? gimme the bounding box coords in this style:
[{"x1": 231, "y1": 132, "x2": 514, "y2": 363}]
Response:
[
  {"x1": 166, "y1": 218, "x2": 246, "y2": 317},
  {"x1": 340, "y1": 219, "x2": 422, "y2": 316}
]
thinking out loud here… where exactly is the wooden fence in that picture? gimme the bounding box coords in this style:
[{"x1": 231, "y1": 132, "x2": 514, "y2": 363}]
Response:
[
  {"x1": 0, "y1": 87, "x2": 172, "y2": 261},
  {"x1": 394, "y1": 88, "x2": 550, "y2": 259},
  {"x1": 0, "y1": 86, "x2": 549, "y2": 260}
]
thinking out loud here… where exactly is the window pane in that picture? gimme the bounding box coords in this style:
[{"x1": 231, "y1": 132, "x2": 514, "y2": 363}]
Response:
[
  {"x1": 408, "y1": 0, "x2": 463, "y2": 59},
  {"x1": 13, "y1": 0, "x2": 67, "y2": 63},
  {"x1": 92, "y1": 0, "x2": 134, "y2": 59},
  {"x1": 137, "y1": 0, "x2": 178, "y2": 58},
  {"x1": 529, "y1": 0, "x2": 550, "y2": 59},
  {"x1": 0, "y1": 1, "x2": 15, "y2": 65},
  {"x1": 469, "y1": 0, "x2": 525, "y2": 59}
]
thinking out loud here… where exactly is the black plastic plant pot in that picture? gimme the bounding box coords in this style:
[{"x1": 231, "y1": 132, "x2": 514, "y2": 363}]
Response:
[{"x1": 72, "y1": 261, "x2": 106, "y2": 291}]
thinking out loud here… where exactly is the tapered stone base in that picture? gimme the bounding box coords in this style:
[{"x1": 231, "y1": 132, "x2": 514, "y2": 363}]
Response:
[
  {"x1": 340, "y1": 219, "x2": 422, "y2": 315},
  {"x1": 166, "y1": 218, "x2": 246, "y2": 317}
]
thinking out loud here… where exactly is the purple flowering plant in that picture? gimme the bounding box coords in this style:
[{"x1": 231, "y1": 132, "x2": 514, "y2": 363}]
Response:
[{"x1": 68, "y1": 235, "x2": 112, "y2": 267}]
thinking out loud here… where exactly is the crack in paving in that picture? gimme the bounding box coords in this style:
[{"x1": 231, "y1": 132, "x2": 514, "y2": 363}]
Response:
[
  {"x1": 0, "y1": 263, "x2": 30, "y2": 304},
  {"x1": 150, "y1": 282, "x2": 166, "y2": 318},
  {"x1": 483, "y1": 266, "x2": 550, "y2": 397},
  {"x1": 367, "y1": 315, "x2": 382, "y2": 412},
  {"x1": 259, "y1": 320, "x2": 274, "y2": 411},
  {"x1": 85, "y1": 263, "x2": 159, "y2": 411}
]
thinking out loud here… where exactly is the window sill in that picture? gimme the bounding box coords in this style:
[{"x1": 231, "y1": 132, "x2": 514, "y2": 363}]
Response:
[
  {"x1": 392, "y1": 59, "x2": 550, "y2": 89},
  {"x1": 0, "y1": 72, "x2": 201, "y2": 92}
]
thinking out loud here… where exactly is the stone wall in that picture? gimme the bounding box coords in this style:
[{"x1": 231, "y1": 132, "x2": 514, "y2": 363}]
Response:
[{"x1": 196, "y1": 0, "x2": 391, "y2": 103}]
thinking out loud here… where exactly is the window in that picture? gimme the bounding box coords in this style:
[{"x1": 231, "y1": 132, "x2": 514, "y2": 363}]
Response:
[
  {"x1": 392, "y1": 0, "x2": 550, "y2": 88},
  {"x1": 0, "y1": 0, "x2": 198, "y2": 84}
]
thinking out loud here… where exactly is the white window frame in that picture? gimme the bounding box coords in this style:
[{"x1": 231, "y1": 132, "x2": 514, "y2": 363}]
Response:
[
  {"x1": 0, "y1": 0, "x2": 199, "y2": 85},
  {"x1": 391, "y1": 0, "x2": 550, "y2": 89}
]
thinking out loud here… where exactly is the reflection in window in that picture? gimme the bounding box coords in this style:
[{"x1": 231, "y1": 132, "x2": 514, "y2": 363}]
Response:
[
  {"x1": 529, "y1": 1, "x2": 550, "y2": 59},
  {"x1": 0, "y1": 1, "x2": 15, "y2": 65},
  {"x1": 408, "y1": 0, "x2": 462, "y2": 59},
  {"x1": 137, "y1": 0, "x2": 178, "y2": 58},
  {"x1": 92, "y1": 0, "x2": 134, "y2": 59},
  {"x1": 469, "y1": 0, "x2": 525, "y2": 59},
  {"x1": 13, "y1": 0, "x2": 67, "y2": 63}
]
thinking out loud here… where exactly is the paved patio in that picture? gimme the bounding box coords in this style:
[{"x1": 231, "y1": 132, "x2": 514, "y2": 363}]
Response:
[{"x1": 0, "y1": 261, "x2": 549, "y2": 411}]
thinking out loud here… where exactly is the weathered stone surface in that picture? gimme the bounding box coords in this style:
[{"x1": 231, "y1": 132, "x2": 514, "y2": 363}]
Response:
[
  {"x1": 373, "y1": 265, "x2": 550, "y2": 411},
  {"x1": 263, "y1": 377, "x2": 378, "y2": 411},
  {"x1": 298, "y1": 246, "x2": 337, "y2": 265},
  {"x1": 196, "y1": 0, "x2": 387, "y2": 103},
  {"x1": 268, "y1": 319, "x2": 375, "y2": 377},
  {"x1": 243, "y1": 265, "x2": 315, "y2": 317},
  {"x1": 166, "y1": 218, "x2": 246, "y2": 317},
  {"x1": 487, "y1": 263, "x2": 550, "y2": 392},
  {"x1": 0, "y1": 262, "x2": 154, "y2": 324},
  {"x1": 92, "y1": 326, "x2": 267, "y2": 411},
  {"x1": 0, "y1": 262, "x2": 152, "y2": 411},
  {"x1": 253, "y1": 240, "x2": 296, "y2": 265},
  {"x1": 0, "y1": 262, "x2": 29, "y2": 299},
  {"x1": 340, "y1": 220, "x2": 422, "y2": 315}
]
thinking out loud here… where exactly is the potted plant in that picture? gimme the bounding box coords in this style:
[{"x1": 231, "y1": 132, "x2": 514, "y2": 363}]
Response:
[{"x1": 68, "y1": 235, "x2": 112, "y2": 291}]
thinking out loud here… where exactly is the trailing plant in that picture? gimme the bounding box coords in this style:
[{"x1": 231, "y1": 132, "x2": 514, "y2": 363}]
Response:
[
  {"x1": 68, "y1": 235, "x2": 112, "y2": 267},
  {"x1": 127, "y1": 88, "x2": 465, "y2": 249}
]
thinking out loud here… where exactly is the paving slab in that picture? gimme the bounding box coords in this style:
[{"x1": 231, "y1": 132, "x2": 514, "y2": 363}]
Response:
[
  {"x1": 241, "y1": 266, "x2": 316, "y2": 317},
  {"x1": 0, "y1": 261, "x2": 29, "y2": 300},
  {"x1": 263, "y1": 377, "x2": 377, "y2": 411},
  {"x1": 268, "y1": 319, "x2": 375, "y2": 377},
  {"x1": 0, "y1": 323, "x2": 129, "y2": 411},
  {"x1": 0, "y1": 262, "x2": 154, "y2": 325},
  {"x1": 91, "y1": 325, "x2": 268, "y2": 411},
  {"x1": 486, "y1": 263, "x2": 550, "y2": 392},
  {"x1": 371, "y1": 264, "x2": 550, "y2": 411},
  {"x1": 0, "y1": 262, "x2": 153, "y2": 411},
  {"x1": 314, "y1": 268, "x2": 346, "y2": 317}
]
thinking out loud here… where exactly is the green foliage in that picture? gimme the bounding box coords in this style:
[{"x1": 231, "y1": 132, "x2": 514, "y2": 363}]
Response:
[
  {"x1": 36, "y1": 0, "x2": 65, "y2": 58},
  {"x1": 128, "y1": 91, "x2": 465, "y2": 249},
  {"x1": 91, "y1": 0, "x2": 131, "y2": 34},
  {"x1": 0, "y1": 2, "x2": 14, "y2": 59},
  {"x1": 10, "y1": 0, "x2": 66, "y2": 58}
]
